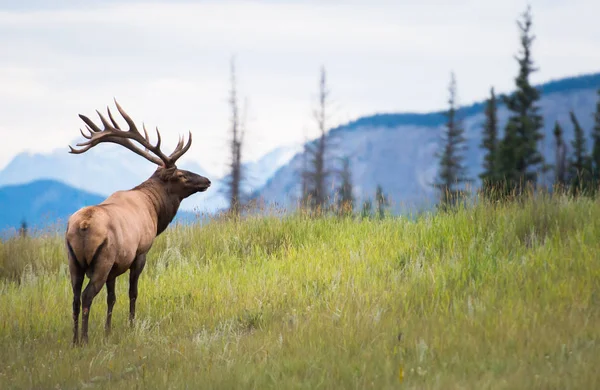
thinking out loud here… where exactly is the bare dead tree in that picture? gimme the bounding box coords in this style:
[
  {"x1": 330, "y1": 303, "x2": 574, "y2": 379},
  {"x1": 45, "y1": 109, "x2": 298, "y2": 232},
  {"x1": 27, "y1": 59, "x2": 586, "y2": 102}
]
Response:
[
  {"x1": 226, "y1": 56, "x2": 246, "y2": 216},
  {"x1": 302, "y1": 66, "x2": 336, "y2": 214},
  {"x1": 297, "y1": 126, "x2": 310, "y2": 209}
]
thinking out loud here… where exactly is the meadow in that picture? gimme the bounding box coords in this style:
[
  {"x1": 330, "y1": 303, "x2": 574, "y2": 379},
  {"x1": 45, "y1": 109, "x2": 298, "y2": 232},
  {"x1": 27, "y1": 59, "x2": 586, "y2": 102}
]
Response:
[{"x1": 0, "y1": 195, "x2": 599, "y2": 389}]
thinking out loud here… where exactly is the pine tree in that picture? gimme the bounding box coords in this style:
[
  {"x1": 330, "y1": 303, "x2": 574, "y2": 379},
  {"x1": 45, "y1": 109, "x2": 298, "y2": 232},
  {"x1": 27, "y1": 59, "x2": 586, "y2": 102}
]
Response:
[
  {"x1": 569, "y1": 111, "x2": 592, "y2": 194},
  {"x1": 19, "y1": 219, "x2": 28, "y2": 238},
  {"x1": 375, "y1": 185, "x2": 389, "y2": 219},
  {"x1": 479, "y1": 87, "x2": 499, "y2": 198},
  {"x1": 434, "y1": 72, "x2": 470, "y2": 207},
  {"x1": 498, "y1": 5, "x2": 544, "y2": 195},
  {"x1": 592, "y1": 89, "x2": 600, "y2": 190},
  {"x1": 553, "y1": 121, "x2": 568, "y2": 189},
  {"x1": 336, "y1": 157, "x2": 354, "y2": 216},
  {"x1": 361, "y1": 198, "x2": 372, "y2": 219}
]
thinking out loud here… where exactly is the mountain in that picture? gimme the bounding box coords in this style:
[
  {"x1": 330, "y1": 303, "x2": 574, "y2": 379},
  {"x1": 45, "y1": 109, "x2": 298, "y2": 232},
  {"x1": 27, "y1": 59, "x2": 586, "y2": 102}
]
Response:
[
  {"x1": 181, "y1": 143, "x2": 303, "y2": 213},
  {"x1": 243, "y1": 143, "x2": 304, "y2": 193},
  {"x1": 0, "y1": 180, "x2": 105, "y2": 234},
  {"x1": 255, "y1": 72, "x2": 600, "y2": 213},
  {"x1": 0, "y1": 143, "x2": 208, "y2": 204},
  {"x1": 0, "y1": 179, "x2": 206, "y2": 237},
  {"x1": 0, "y1": 141, "x2": 301, "y2": 213}
]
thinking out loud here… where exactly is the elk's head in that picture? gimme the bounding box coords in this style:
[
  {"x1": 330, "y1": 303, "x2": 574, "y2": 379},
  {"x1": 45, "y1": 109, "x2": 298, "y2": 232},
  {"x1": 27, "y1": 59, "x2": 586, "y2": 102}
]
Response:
[
  {"x1": 155, "y1": 166, "x2": 211, "y2": 199},
  {"x1": 68, "y1": 100, "x2": 211, "y2": 200}
]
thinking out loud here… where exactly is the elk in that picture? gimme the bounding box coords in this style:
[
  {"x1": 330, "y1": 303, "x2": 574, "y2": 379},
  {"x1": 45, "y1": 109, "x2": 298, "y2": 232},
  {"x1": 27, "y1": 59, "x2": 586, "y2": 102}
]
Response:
[{"x1": 65, "y1": 100, "x2": 211, "y2": 345}]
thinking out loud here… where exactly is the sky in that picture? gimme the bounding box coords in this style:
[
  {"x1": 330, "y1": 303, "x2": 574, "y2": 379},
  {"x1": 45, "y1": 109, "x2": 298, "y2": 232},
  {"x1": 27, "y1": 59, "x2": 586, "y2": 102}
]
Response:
[{"x1": 0, "y1": 0, "x2": 599, "y2": 177}]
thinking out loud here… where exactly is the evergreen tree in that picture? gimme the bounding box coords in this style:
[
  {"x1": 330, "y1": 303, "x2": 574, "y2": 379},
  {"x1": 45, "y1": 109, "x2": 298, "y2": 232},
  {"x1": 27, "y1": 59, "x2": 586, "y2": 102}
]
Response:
[
  {"x1": 361, "y1": 198, "x2": 372, "y2": 219},
  {"x1": 479, "y1": 87, "x2": 500, "y2": 198},
  {"x1": 498, "y1": 5, "x2": 544, "y2": 195},
  {"x1": 336, "y1": 157, "x2": 354, "y2": 216},
  {"x1": 569, "y1": 111, "x2": 592, "y2": 194},
  {"x1": 592, "y1": 89, "x2": 600, "y2": 189},
  {"x1": 19, "y1": 219, "x2": 28, "y2": 238},
  {"x1": 375, "y1": 185, "x2": 389, "y2": 219},
  {"x1": 553, "y1": 121, "x2": 568, "y2": 188},
  {"x1": 434, "y1": 72, "x2": 470, "y2": 207}
]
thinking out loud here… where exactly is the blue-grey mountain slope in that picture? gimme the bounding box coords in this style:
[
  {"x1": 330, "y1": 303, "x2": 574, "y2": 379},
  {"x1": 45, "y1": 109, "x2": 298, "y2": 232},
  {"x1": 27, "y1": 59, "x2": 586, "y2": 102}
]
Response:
[
  {"x1": 0, "y1": 180, "x2": 105, "y2": 233},
  {"x1": 255, "y1": 73, "x2": 600, "y2": 213},
  {"x1": 0, "y1": 142, "x2": 300, "y2": 213},
  {"x1": 0, "y1": 180, "x2": 205, "y2": 236},
  {"x1": 0, "y1": 144, "x2": 208, "y2": 209}
]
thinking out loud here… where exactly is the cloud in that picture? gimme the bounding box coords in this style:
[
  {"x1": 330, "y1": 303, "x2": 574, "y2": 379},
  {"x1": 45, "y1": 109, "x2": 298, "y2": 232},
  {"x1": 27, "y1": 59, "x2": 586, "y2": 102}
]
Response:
[{"x1": 0, "y1": 0, "x2": 599, "y2": 177}]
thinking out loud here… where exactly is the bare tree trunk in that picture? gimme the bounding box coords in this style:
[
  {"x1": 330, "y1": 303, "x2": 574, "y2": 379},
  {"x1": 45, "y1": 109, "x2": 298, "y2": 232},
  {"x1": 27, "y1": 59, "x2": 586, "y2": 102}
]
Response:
[
  {"x1": 300, "y1": 127, "x2": 310, "y2": 209},
  {"x1": 227, "y1": 56, "x2": 245, "y2": 216},
  {"x1": 299, "y1": 66, "x2": 337, "y2": 215},
  {"x1": 314, "y1": 67, "x2": 328, "y2": 210}
]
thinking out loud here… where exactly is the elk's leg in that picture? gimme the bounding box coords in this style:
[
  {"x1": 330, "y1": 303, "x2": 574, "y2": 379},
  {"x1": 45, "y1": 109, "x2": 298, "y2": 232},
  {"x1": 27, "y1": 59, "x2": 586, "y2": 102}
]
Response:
[
  {"x1": 104, "y1": 276, "x2": 117, "y2": 337},
  {"x1": 81, "y1": 261, "x2": 112, "y2": 344},
  {"x1": 69, "y1": 257, "x2": 85, "y2": 346},
  {"x1": 129, "y1": 253, "x2": 147, "y2": 327}
]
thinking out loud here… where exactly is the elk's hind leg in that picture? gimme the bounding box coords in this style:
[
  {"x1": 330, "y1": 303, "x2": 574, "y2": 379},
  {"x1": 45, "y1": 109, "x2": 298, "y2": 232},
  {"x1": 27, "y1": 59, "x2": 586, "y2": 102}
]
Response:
[
  {"x1": 80, "y1": 252, "x2": 113, "y2": 344},
  {"x1": 104, "y1": 276, "x2": 116, "y2": 337},
  {"x1": 129, "y1": 253, "x2": 147, "y2": 327},
  {"x1": 68, "y1": 252, "x2": 84, "y2": 346}
]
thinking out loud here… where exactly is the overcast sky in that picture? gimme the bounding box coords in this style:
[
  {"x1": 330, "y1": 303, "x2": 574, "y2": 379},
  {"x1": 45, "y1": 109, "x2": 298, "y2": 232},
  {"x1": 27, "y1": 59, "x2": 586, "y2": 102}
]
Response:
[{"x1": 0, "y1": 0, "x2": 599, "y2": 177}]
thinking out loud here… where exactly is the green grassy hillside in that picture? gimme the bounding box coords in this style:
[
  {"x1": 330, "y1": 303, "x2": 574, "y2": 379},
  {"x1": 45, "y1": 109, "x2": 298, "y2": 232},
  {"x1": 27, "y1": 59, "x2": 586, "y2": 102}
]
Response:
[{"x1": 1, "y1": 195, "x2": 599, "y2": 389}]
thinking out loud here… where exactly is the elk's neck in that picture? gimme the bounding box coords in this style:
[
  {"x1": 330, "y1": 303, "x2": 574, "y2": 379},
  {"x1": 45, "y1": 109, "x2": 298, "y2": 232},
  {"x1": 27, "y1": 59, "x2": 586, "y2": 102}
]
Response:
[{"x1": 133, "y1": 178, "x2": 181, "y2": 236}]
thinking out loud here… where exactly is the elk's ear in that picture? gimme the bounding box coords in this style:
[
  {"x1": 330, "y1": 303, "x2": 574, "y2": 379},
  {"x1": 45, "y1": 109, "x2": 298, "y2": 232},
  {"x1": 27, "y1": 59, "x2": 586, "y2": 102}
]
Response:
[{"x1": 157, "y1": 166, "x2": 178, "y2": 181}]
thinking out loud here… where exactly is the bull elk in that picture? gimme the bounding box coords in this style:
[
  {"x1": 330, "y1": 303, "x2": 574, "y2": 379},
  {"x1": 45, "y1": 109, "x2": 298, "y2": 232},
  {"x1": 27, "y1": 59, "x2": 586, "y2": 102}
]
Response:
[{"x1": 65, "y1": 100, "x2": 211, "y2": 345}]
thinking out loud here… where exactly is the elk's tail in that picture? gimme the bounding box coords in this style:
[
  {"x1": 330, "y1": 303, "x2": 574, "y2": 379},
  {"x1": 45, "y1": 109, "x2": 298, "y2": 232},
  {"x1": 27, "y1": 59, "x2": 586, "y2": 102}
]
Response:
[{"x1": 65, "y1": 207, "x2": 109, "y2": 268}]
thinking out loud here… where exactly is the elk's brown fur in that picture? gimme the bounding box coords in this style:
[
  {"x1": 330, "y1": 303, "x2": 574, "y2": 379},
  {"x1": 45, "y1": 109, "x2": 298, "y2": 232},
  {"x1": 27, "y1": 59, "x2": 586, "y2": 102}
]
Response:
[{"x1": 65, "y1": 101, "x2": 210, "y2": 345}]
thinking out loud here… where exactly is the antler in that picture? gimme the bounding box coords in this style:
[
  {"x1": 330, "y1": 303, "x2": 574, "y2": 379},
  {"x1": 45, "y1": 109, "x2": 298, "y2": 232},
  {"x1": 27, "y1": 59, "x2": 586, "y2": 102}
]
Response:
[{"x1": 69, "y1": 99, "x2": 192, "y2": 168}]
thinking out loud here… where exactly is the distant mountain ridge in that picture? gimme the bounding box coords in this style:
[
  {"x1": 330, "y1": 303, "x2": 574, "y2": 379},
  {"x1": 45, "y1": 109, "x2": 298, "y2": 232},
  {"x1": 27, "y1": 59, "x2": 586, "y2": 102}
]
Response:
[
  {"x1": 0, "y1": 179, "x2": 205, "y2": 236},
  {"x1": 1, "y1": 72, "x2": 598, "y2": 224},
  {"x1": 0, "y1": 144, "x2": 300, "y2": 235},
  {"x1": 329, "y1": 72, "x2": 600, "y2": 133},
  {"x1": 0, "y1": 142, "x2": 301, "y2": 213},
  {"x1": 255, "y1": 72, "x2": 600, "y2": 212},
  {"x1": 0, "y1": 180, "x2": 105, "y2": 234}
]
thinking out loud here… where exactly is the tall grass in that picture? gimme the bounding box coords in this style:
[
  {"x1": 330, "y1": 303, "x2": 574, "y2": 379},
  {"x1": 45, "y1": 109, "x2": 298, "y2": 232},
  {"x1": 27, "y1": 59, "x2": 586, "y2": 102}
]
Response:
[{"x1": 0, "y1": 194, "x2": 599, "y2": 389}]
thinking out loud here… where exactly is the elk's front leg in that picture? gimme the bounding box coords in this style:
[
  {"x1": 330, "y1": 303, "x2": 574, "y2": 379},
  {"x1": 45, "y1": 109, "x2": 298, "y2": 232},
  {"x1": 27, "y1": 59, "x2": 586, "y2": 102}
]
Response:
[{"x1": 129, "y1": 253, "x2": 147, "y2": 327}]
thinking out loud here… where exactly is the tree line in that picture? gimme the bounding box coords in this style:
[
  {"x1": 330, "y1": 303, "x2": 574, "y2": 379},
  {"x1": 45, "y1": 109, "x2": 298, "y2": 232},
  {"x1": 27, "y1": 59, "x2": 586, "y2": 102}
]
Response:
[
  {"x1": 221, "y1": 59, "x2": 391, "y2": 219},
  {"x1": 222, "y1": 5, "x2": 600, "y2": 219},
  {"x1": 435, "y1": 5, "x2": 600, "y2": 208}
]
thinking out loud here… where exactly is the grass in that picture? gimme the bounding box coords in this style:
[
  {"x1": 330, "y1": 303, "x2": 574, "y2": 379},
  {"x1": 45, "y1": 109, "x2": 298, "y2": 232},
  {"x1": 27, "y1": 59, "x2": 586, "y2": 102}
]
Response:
[{"x1": 0, "y1": 194, "x2": 599, "y2": 389}]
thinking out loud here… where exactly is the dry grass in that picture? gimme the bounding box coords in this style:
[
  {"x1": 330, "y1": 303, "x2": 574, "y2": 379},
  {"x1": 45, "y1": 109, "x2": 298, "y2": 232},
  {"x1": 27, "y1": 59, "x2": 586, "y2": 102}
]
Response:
[{"x1": 0, "y1": 194, "x2": 599, "y2": 389}]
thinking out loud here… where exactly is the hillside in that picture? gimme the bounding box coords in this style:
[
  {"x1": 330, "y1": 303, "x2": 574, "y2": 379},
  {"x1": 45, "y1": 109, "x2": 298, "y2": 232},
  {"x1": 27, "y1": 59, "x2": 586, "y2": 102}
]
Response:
[
  {"x1": 256, "y1": 72, "x2": 600, "y2": 212},
  {"x1": 0, "y1": 180, "x2": 204, "y2": 235},
  {"x1": 1, "y1": 195, "x2": 598, "y2": 388}
]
